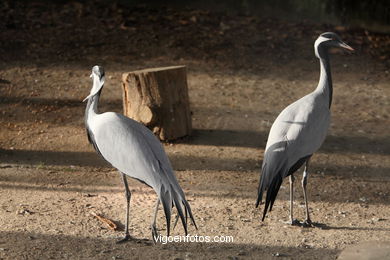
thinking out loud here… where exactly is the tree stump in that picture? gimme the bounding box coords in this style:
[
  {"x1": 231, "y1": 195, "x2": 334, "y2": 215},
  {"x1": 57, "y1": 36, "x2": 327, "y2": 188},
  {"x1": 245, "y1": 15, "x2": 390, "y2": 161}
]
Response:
[{"x1": 121, "y1": 66, "x2": 192, "y2": 141}]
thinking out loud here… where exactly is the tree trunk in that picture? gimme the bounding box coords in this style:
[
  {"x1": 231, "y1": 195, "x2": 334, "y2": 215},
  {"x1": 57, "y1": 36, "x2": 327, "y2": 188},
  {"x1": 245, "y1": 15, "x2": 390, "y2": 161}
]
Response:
[{"x1": 121, "y1": 65, "x2": 192, "y2": 141}]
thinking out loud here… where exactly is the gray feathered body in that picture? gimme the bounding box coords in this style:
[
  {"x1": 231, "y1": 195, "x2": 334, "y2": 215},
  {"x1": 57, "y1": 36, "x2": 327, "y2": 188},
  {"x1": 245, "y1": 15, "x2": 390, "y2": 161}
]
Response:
[
  {"x1": 256, "y1": 32, "x2": 352, "y2": 222},
  {"x1": 85, "y1": 93, "x2": 195, "y2": 235},
  {"x1": 256, "y1": 89, "x2": 330, "y2": 219}
]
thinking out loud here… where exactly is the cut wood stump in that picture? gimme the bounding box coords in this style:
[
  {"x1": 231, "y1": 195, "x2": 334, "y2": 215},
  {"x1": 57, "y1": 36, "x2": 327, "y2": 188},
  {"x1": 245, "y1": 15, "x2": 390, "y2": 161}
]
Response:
[{"x1": 122, "y1": 66, "x2": 192, "y2": 141}]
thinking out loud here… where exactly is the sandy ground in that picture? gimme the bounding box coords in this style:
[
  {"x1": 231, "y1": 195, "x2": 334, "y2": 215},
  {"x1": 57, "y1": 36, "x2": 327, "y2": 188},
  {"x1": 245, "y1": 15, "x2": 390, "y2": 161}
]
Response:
[{"x1": 0, "y1": 2, "x2": 390, "y2": 259}]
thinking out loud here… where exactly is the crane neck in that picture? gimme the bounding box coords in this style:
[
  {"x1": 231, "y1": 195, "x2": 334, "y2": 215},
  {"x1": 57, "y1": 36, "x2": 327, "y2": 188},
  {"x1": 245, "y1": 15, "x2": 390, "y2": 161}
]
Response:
[
  {"x1": 85, "y1": 89, "x2": 101, "y2": 123},
  {"x1": 315, "y1": 54, "x2": 333, "y2": 108}
]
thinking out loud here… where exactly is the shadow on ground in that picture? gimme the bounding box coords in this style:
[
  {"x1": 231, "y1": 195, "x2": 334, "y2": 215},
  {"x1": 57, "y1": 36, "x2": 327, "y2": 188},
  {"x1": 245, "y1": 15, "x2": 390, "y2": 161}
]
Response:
[
  {"x1": 0, "y1": 152, "x2": 389, "y2": 205},
  {"x1": 0, "y1": 231, "x2": 339, "y2": 260},
  {"x1": 1, "y1": 148, "x2": 388, "y2": 176},
  {"x1": 187, "y1": 129, "x2": 390, "y2": 155}
]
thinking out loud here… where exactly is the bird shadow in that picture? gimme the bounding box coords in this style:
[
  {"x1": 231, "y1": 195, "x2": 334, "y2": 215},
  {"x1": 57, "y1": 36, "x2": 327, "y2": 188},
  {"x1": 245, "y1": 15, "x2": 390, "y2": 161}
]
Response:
[
  {"x1": 275, "y1": 220, "x2": 390, "y2": 232},
  {"x1": 117, "y1": 236, "x2": 153, "y2": 246},
  {"x1": 0, "y1": 230, "x2": 340, "y2": 259},
  {"x1": 1, "y1": 148, "x2": 389, "y2": 180},
  {"x1": 314, "y1": 223, "x2": 390, "y2": 232},
  {"x1": 177, "y1": 128, "x2": 390, "y2": 155}
]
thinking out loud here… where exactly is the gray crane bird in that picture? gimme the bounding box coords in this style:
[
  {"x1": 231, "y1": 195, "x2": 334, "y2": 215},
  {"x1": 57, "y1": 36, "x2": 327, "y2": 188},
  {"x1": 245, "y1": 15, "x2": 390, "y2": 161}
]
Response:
[
  {"x1": 84, "y1": 66, "x2": 196, "y2": 242},
  {"x1": 256, "y1": 32, "x2": 354, "y2": 226}
]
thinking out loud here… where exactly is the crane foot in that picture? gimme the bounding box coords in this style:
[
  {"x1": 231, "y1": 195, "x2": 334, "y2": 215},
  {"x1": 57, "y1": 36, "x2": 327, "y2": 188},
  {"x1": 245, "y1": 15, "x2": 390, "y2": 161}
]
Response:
[
  {"x1": 283, "y1": 219, "x2": 300, "y2": 225},
  {"x1": 302, "y1": 219, "x2": 314, "y2": 227},
  {"x1": 151, "y1": 224, "x2": 160, "y2": 244},
  {"x1": 116, "y1": 233, "x2": 134, "y2": 244}
]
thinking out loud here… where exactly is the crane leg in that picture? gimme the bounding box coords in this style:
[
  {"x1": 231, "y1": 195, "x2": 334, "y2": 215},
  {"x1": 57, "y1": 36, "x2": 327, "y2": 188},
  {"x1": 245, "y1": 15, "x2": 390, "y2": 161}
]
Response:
[
  {"x1": 117, "y1": 173, "x2": 133, "y2": 243},
  {"x1": 287, "y1": 175, "x2": 299, "y2": 225},
  {"x1": 151, "y1": 198, "x2": 160, "y2": 243},
  {"x1": 302, "y1": 159, "x2": 313, "y2": 227}
]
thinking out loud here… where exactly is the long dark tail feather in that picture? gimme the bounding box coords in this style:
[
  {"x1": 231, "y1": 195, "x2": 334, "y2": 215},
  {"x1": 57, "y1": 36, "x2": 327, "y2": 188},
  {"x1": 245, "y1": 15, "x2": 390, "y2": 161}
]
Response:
[
  {"x1": 262, "y1": 186, "x2": 272, "y2": 221},
  {"x1": 160, "y1": 186, "x2": 172, "y2": 236},
  {"x1": 256, "y1": 180, "x2": 265, "y2": 208},
  {"x1": 261, "y1": 174, "x2": 283, "y2": 221},
  {"x1": 269, "y1": 177, "x2": 283, "y2": 212},
  {"x1": 159, "y1": 181, "x2": 197, "y2": 236},
  {"x1": 184, "y1": 204, "x2": 188, "y2": 226},
  {"x1": 258, "y1": 152, "x2": 311, "y2": 221},
  {"x1": 172, "y1": 191, "x2": 187, "y2": 235},
  {"x1": 182, "y1": 199, "x2": 197, "y2": 229},
  {"x1": 256, "y1": 161, "x2": 269, "y2": 208}
]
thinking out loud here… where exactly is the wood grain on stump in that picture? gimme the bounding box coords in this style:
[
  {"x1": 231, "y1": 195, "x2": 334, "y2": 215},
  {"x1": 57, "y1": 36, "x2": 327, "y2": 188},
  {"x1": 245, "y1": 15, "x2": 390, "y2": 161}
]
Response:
[{"x1": 122, "y1": 65, "x2": 192, "y2": 141}]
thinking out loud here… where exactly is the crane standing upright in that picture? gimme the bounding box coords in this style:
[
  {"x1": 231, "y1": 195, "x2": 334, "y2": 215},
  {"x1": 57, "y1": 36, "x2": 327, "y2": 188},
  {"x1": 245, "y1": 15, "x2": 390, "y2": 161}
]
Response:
[
  {"x1": 84, "y1": 66, "x2": 196, "y2": 242},
  {"x1": 256, "y1": 32, "x2": 354, "y2": 225}
]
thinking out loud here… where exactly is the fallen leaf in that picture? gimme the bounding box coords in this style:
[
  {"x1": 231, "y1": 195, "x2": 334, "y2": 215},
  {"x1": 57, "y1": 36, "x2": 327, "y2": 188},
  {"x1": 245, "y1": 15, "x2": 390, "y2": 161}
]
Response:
[{"x1": 90, "y1": 211, "x2": 118, "y2": 231}]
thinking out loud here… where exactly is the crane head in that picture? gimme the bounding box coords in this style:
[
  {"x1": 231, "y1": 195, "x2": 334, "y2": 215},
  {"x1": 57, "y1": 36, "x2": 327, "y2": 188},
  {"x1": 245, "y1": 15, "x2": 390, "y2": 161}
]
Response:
[
  {"x1": 314, "y1": 32, "x2": 354, "y2": 58},
  {"x1": 83, "y1": 65, "x2": 105, "y2": 102}
]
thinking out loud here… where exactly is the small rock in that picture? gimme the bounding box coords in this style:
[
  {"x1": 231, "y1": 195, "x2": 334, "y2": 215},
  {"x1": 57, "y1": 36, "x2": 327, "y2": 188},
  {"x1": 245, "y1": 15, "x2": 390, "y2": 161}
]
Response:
[
  {"x1": 303, "y1": 243, "x2": 314, "y2": 249},
  {"x1": 18, "y1": 209, "x2": 34, "y2": 216},
  {"x1": 339, "y1": 211, "x2": 347, "y2": 217},
  {"x1": 84, "y1": 193, "x2": 97, "y2": 197},
  {"x1": 190, "y1": 16, "x2": 197, "y2": 23},
  {"x1": 359, "y1": 197, "x2": 367, "y2": 202},
  {"x1": 238, "y1": 250, "x2": 248, "y2": 256}
]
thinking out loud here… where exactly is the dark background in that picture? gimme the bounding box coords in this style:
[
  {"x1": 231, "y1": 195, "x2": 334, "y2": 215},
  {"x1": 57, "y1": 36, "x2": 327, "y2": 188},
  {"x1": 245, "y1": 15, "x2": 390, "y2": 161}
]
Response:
[{"x1": 0, "y1": 0, "x2": 389, "y2": 69}]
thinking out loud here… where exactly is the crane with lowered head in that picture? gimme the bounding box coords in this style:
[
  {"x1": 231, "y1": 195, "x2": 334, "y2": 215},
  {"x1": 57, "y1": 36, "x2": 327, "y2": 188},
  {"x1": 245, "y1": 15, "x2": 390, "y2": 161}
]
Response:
[{"x1": 84, "y1": 65, "x2": 196, "y2": 242}]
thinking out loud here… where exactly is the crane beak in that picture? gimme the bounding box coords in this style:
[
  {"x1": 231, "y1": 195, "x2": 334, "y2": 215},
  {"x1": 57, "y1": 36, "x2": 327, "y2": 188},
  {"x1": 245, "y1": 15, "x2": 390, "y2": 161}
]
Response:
[{"x1": 339, "y1": 41, "x2": 354, "y2": 52}]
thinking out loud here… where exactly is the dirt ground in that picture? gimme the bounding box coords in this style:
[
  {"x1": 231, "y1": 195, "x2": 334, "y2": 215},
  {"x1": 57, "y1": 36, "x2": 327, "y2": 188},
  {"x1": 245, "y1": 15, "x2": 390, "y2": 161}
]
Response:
[{"x1": 0, "y1": 1, "x2": 389, "y2": 259}]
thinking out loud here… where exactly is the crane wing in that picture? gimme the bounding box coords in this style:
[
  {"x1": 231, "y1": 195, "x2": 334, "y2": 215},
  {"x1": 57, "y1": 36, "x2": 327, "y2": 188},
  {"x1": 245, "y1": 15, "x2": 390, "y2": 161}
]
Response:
[
  {"x1": 257, "y1": 92, "x2": 330, "y2": 220},
  {"x1": 266, "y1": 93, "x2": 330, "y2": 162},
  {"x1": 88, "y1": 112, "x2": 196, "y2": 235}
]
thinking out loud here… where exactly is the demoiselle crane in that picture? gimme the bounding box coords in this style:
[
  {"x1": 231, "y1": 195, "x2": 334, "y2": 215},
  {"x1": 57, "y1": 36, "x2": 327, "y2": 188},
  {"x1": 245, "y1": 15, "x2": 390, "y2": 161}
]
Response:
[
  {"x1": 256, "y1": 32, "x2": 354, "y2": 226},
  {"x1": 84, "y1": 66, "x2": 196, "y2": 242}
]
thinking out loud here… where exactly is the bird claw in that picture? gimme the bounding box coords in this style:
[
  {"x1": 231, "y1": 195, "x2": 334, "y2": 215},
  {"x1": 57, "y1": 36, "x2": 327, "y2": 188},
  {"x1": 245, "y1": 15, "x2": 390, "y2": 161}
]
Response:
[
  {"x1": 116, "y1": 233, "x2": 134, "y2": 244},
  {"x1": 151, "y1": 224, "x2": 160, "y2": 244},
  {"x1": 284, "y1": 219, "x2": 300, "y2": 226},
  {"x1": 302, "y1": 219, "x2": 314, "y2": 227},
  {"x1": 291, "y1": 219, "x2": 301, "y2": 226}
]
